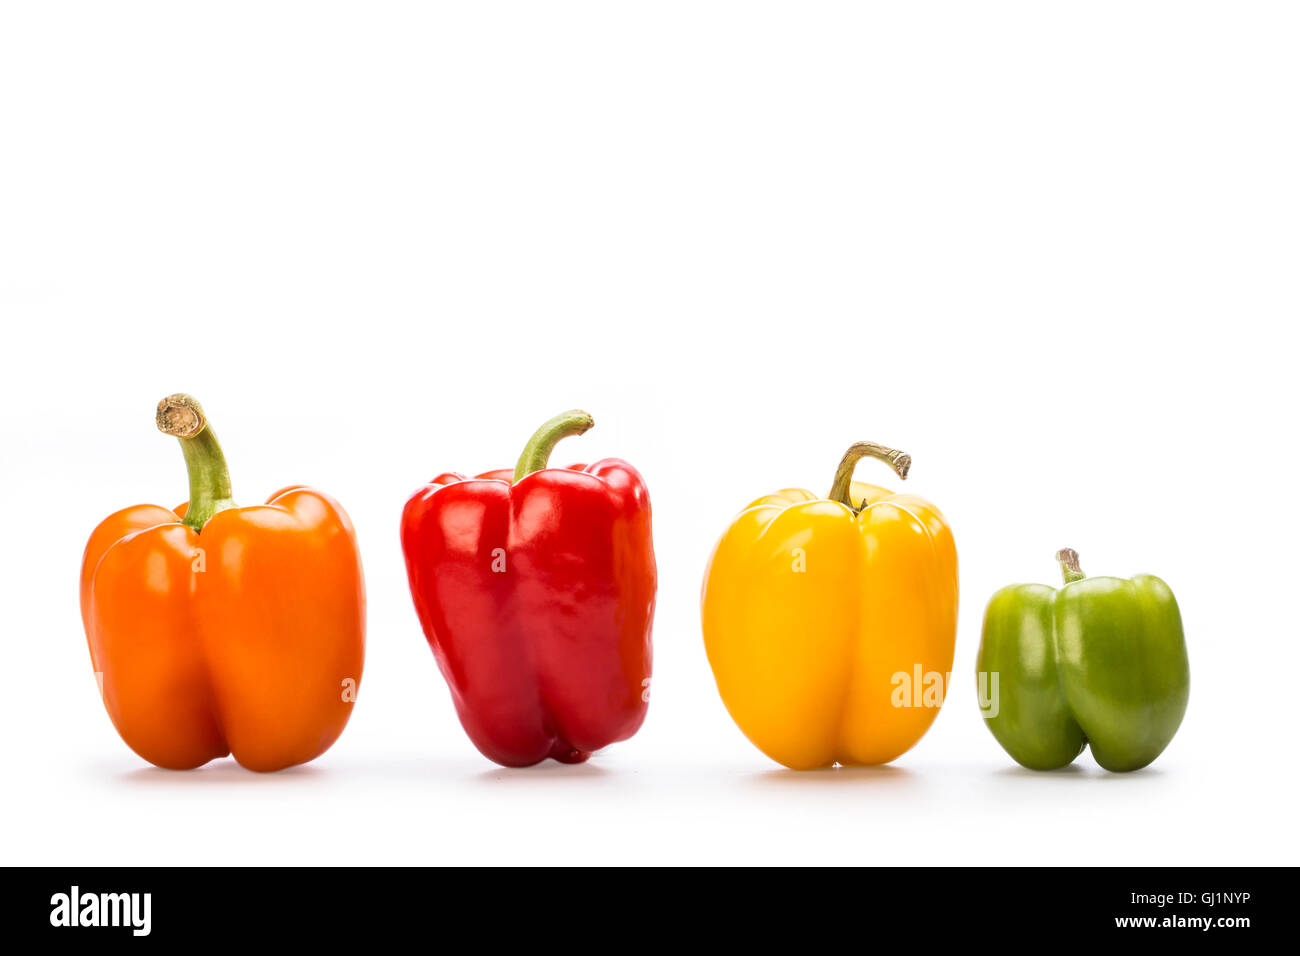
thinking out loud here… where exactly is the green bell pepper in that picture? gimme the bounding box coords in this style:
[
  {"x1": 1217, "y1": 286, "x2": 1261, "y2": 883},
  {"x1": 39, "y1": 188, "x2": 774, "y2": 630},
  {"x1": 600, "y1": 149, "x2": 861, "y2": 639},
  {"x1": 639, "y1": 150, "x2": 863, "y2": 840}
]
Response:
[{"x1": 976, "y1": 548, "x2": 1189, "y2": 772}]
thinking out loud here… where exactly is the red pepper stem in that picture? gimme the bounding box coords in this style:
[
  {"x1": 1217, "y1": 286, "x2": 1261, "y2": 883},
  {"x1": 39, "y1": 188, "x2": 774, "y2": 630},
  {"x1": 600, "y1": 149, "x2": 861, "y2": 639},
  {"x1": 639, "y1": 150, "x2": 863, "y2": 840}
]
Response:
[
  {"x1": 1056, "y1": 548, "x2": 1087, "y2": 584},
  {"x1": 513, "y1": 410, "x2": 595, "y2": 483},
  {"x1": 156, "y1": 394, "x2": 238, "y2": 533},
  {"x1": 827, "y1": 441, "x2": 911, "y2": 509}
]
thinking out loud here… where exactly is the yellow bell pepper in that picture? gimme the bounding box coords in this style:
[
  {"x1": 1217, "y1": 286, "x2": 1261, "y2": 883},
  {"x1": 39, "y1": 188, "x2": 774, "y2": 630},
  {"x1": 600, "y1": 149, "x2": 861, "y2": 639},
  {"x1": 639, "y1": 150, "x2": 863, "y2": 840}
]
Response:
[{"x1": 701, "y1": 441, "x2": 958, "y2": 769}]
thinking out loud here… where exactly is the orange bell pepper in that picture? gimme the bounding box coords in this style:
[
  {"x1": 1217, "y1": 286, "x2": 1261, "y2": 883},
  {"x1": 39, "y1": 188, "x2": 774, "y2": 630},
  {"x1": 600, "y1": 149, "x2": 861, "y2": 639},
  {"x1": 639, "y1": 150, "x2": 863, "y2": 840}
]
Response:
[{"x1": 79, "y1": 394, "x2": 365, "y2": 772}]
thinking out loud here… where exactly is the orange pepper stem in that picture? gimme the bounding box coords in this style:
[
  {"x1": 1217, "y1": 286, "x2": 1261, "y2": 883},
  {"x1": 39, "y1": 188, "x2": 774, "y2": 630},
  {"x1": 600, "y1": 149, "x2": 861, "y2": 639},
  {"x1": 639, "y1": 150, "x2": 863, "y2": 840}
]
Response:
[
  {"x1": 156, "y1": 393, "x2": 237, "y2": 533},
  {"x1": 1056, "y1": 547, "x2": 1087, "y2": 584},
  {"x1": 513, "y1": 409, "x2": 594, "y2": 483},
  {"x1": 827, "y1": 441, "x2": 911, "y2": 510}
]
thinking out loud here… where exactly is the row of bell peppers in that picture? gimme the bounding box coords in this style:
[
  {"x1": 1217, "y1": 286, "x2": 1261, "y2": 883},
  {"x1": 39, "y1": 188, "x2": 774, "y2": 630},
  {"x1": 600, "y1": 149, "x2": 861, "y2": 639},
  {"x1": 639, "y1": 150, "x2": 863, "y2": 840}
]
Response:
[{"x1": 80, "y1": 395, "x2": 1190, "y2": 773}]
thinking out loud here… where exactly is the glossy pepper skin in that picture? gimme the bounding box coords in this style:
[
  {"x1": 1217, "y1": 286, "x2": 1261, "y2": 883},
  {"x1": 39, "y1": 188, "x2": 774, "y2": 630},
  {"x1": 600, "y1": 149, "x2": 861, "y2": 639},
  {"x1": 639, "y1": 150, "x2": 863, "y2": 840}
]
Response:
[
  {"x1": 79, "y1": 394, "x2": 365, "y2": 772},
  {"x1": 976, "y1": 548, "x2": 1189, "y2": 772},
  {"x1": 702, "y1": 441, "x2": 958, "y2": 770},
  {"x1": 401, "y1": 410, "x2": 655, "y2": 767}
]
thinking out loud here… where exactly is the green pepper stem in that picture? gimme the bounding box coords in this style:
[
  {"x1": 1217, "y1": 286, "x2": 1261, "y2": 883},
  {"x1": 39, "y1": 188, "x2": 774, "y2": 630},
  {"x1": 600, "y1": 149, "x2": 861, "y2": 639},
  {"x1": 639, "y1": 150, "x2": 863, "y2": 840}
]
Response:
[
  {"x1": 513, "y1": 410, "x2": 594, "y2": 483},
  {"x1": 156, "y1": 393, "x2": 237, "y2": 533},
  {"x1": 827, "y1": 441, "x2": 910, "y2": 509},
  {"x1": 1056, "y1": 548, "x2": 1086, "y2": 584}
]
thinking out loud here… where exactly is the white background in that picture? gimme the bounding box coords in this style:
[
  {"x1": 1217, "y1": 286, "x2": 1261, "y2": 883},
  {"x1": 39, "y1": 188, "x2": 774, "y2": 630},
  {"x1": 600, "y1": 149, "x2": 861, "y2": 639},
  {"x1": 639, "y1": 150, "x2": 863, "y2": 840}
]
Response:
[{"x1": 2, "y1": 2, "x2": 1296, "y2": 866}]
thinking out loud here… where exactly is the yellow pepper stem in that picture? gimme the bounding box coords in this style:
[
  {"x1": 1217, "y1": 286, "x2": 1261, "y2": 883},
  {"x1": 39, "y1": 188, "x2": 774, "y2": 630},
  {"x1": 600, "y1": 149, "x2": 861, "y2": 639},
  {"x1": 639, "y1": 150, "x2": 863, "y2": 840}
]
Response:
[{"x1": 827, "y1": 441, "x2": 911, "y2": 510}]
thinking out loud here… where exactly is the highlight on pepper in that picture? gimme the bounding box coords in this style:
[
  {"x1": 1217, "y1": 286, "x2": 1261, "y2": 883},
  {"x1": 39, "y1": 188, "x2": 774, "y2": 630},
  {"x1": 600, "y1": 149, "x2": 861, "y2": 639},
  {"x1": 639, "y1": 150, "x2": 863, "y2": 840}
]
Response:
[
  {"x1": 400, "y1": 409, "x2": 657, "y2": 768},
  {"x1": 78, "y1": 394, "x2": 366, "y2": 772},
  {"x1": 975, "y1": 548, "x2": 1189, "y2": 772},
  {"x1": 701, "y1": 439, "x2": 958, "y2": 770}
]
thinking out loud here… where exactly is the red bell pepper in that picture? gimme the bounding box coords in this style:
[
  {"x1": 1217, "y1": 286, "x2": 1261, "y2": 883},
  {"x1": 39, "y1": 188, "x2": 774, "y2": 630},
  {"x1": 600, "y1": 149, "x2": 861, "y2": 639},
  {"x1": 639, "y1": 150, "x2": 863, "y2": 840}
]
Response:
[{"x1": 400, "y1": 410, "x2": 656, "y2": 767}]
